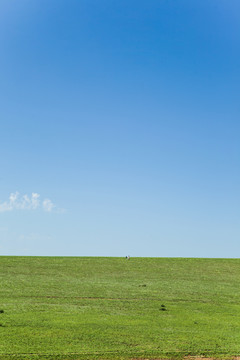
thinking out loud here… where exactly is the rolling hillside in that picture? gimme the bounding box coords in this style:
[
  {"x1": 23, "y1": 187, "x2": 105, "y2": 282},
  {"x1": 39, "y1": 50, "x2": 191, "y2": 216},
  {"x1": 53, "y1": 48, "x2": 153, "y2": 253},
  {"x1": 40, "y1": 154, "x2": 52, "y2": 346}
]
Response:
[{"x1": 0, "y1": 257, "x2": 240, "y2": 359}]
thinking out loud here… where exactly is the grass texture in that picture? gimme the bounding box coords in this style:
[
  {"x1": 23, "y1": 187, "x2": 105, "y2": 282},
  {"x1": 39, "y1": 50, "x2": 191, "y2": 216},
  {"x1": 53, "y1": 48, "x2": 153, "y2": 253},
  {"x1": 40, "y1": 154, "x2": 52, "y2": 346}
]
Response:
[{"x1": 0, "y1": 256, "x2": 240, "y2": 359}]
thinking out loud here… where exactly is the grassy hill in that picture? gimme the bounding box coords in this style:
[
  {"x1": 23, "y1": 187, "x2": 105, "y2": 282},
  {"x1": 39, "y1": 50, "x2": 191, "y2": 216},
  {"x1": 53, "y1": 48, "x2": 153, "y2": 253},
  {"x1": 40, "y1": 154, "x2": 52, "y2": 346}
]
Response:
[{"x1": 0, "y1": 256, "x2": 240, "y2": 359}]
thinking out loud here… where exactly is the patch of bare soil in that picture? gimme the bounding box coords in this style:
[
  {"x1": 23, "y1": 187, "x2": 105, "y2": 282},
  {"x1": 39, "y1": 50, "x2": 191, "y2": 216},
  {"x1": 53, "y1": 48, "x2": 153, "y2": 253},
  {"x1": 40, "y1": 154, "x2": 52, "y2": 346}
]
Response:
[{"x1": 185, "y1": 358, "x2": 215, "y2": 360}]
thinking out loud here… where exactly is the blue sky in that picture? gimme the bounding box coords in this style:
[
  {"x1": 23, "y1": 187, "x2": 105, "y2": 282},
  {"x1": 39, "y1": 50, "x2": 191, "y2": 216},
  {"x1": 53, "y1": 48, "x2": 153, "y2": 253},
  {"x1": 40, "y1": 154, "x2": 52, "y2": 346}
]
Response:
[{"x1": 0, "y1": 0, "x2": 240, "y2": 257}]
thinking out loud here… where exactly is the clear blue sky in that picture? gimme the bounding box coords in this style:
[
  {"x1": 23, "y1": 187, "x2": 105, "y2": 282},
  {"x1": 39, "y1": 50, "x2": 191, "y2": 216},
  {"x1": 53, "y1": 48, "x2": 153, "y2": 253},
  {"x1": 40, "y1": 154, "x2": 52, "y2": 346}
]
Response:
[{"x1": 1, "y1": 0, "x2": 240, "y2": 257}]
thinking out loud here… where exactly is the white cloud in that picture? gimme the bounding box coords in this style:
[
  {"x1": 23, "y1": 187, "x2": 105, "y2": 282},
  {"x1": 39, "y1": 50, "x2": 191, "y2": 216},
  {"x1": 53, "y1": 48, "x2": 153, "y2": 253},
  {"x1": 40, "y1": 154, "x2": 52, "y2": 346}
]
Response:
[
  {"x1": 42, "y1": 199, "x2": 55, "y2": 212},
  {"x1": 31, "y1": 193, "x2": 40, "y2": 209},
  {"x1": 0, "y1": 192, "x2": 58, "y2": 213}
]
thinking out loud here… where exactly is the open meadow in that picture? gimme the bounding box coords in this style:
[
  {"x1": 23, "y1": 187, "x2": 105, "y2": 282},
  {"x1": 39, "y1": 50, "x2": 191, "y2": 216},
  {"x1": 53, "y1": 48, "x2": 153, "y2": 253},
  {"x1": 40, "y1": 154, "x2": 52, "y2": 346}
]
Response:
[{"x1": 1, "y1": 257, "x2": 240, "y2": 359}]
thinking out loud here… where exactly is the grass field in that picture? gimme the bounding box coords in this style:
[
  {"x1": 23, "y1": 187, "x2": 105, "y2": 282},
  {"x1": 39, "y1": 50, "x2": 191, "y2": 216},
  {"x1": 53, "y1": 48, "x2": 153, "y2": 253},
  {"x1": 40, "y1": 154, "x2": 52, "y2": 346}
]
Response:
[{"x1": 1, "y1": 256, "x2": 240, "y2": 359}]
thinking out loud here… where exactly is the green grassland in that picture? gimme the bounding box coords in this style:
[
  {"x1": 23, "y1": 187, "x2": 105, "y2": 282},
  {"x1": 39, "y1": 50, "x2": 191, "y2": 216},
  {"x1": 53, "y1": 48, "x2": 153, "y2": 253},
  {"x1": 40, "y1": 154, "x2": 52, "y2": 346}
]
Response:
[{"x1": 1, "y1": 257, "x2": 240, "y2": 359}]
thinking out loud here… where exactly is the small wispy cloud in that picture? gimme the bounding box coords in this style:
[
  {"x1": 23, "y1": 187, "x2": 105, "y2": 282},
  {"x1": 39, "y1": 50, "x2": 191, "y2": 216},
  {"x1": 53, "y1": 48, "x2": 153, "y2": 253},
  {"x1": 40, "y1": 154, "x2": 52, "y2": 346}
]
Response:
[
  {"x1": 42, "y1": 198, "x2": 55, "y2": 212},
  {"x1": 0, "y1": 192, "x2": 59, "y2": 213}
]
